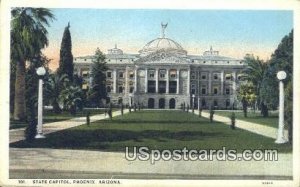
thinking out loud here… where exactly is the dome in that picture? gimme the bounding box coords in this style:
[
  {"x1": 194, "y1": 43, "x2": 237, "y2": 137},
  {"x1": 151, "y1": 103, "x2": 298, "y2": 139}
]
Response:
[
  {"x1": 139, "y1": 23, "x2": 187, "y2": 57},
  {"x1": 139, "y1": 37, "x2": 187, "y2": 57}
]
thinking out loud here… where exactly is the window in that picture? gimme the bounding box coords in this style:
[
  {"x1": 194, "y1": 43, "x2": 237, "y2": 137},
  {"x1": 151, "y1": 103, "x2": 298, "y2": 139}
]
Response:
[
  {"x1": 160, "y1": 70, "x2": 166, "y2": 78},
  {"x1": 225, "y1": 88, "x2": 230, "y2": 95},
  {"x1": 201, "y1": 73, "x2": 207, "y2": 80},
  {"x1": 213, "y1": 73, "x2": 219, "y2": 80},
  {"x1": 191, "y1": 72, "x2": 196, "y2": 79},
  {"x1": 191, "y1": 84, "x2": 196, "y2": 94},
  {"x1": 201, "y1": 88, "x2": 206, "y2": 95},
  {"x1": 149, "y1": 70, "x2": 155, "y2": 78},
  {"x1": 213, "y1": 88, "x2": 218, "y2": 95},
  {"x1": 118, "y1": 86, "x2": 123, "y2": 93},
  {"x1": 106, "y1": 86, "x2": 111, "y2": 93},
  {"x1": 170, "y1": 70, "x2": 177, "y2": 78},
  {"x1": 106, "y1": 71, "x2": 112, "y2": 78},
  {"x1": 225, "y1": 73, "x2": 232, "y2": 80},
  {"x1": 169, "y1": 81, "x2": 177, "y2": 93},
  {"x1": 129, "y1": 87, "x2": 134, "y2": 93},
  {"x1": 158, "y1": 81, "x2": 166, "y2": 93},
  {"x1": 147, "y1": 80, "x2": 156, "y2": 93},
  {"x1": 119, "y1": 72, "x2": 124, "y2": 78},
  {"x1": 237, "y1": 74, "x2": 243, "y2": 81},
  {"x1": 129, "y1": 71, "x2": 134, "y2": 78}
]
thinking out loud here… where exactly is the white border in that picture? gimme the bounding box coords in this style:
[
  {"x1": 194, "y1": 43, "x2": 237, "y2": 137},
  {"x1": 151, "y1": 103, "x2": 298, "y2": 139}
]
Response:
[{"x1": 1, "y1": 0, "x2": 299, "y2": 186}]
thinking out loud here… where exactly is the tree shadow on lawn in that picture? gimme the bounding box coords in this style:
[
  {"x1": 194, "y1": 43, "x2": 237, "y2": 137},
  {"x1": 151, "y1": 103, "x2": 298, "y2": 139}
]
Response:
[{"x1": 10, "y1": 129, "x2": 223, "y2": 151}]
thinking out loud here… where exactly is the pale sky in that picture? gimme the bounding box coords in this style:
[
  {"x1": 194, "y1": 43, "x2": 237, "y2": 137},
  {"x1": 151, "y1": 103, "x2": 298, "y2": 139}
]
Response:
[{"x1": 42, "y1": 9, "x2": 293, "y2": 70}]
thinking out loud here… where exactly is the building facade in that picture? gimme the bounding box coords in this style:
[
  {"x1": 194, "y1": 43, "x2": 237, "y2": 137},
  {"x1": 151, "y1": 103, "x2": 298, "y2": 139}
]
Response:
[{"x1": 74, "y1": 24, "x2": 246, "y2": 109}]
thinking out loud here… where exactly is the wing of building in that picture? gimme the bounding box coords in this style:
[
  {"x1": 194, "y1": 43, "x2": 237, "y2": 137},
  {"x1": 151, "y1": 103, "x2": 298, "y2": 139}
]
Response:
[{"x1": 74, "y1": 24, "x2": 246, "y2": 109}]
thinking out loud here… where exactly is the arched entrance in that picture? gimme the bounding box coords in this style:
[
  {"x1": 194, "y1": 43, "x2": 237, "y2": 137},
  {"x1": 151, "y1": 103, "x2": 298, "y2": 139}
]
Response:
[
  {"x1": 169, "y1": 98, "x2": 176, "y2": 109},
  {"x1": 148, "y1": 98, "x2": 155, "y2": 109},
  {"x1": 159, "y1": 98, "x2": 165, "y2": 109}
]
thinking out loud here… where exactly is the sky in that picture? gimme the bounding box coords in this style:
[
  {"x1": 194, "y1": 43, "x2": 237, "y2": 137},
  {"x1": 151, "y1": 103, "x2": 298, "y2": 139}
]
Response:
[{"x1": 42, "y1": 9, "x2": 293, "y2": 70}]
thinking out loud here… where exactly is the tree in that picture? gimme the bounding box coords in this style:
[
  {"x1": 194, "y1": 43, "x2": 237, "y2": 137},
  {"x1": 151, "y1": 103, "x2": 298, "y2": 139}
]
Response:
[
  {"x1": 57, "y1": 22, "x2": 74, "y2": 82},
  {"x1": 11, "y1": 8, "x2": 54, "y2": 120},
  {"x1": 260, "y1": 30, "x2": 293, "y2": 110},
  {"x1": 243, "y1": 55, "x2": 268, "y2": 112},
  {"x1": 44, "y1": 73, "x2": 70, "y2": 113},
  {"x1": 87, "y1": 48, "x2": 107, "y2": 107},
  {"x1": 59, "y1": 85, "x2": 83, "y2": 115},
  {"x1": 237, "y1": 83, "x2": 257, "y2": 117}
]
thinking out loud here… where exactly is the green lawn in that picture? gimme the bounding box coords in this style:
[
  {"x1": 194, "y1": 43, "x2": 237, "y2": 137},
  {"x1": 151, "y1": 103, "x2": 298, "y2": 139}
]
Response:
[
  {"x1": 10, "y1": 110, "x2": 291, "y2": 153},
  {"x1": 10, "y1": 108, "x2": 108, "y2": 129},
  {"x1": 214, "y1": 110, "x2": 279, "y2": 128}
]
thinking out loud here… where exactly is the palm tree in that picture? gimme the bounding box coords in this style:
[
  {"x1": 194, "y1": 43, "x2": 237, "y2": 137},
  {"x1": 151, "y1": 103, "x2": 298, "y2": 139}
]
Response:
[
  {"x1": 243, "y1": 55, "x2": 268, "y2": 110},
  {"x1": 44, "y1": 73, "x2": 70, "y2": 113},
  {"x1": 59, "y1": 85, "x2": 83, "y2": 115},
  {"x1": 11, "y1": 8, "x2": 54, "y2": 120}
]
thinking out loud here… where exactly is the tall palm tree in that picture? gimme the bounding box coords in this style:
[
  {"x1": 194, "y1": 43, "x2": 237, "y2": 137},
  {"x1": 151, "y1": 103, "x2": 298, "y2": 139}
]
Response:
[
  {"x1": 44, "y1": 73, "x2": 70, "y2": 114},
  {"x1": 243, "y1": 55, "x2": 268, "y2": 110},
  {"x1": 11, "y1": 8, "x2": 54, "y2": 120}
]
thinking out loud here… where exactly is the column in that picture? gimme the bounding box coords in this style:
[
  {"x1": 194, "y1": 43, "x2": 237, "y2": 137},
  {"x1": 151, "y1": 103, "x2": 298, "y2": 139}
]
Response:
[
  {"x1": 166, "y1": 68, "x2": 169, "y2": 94},
  {"x1": 113, "y1": 69, "x2": 117, "y2": 93},
  {"x1": 134, "y1": 68, "x2": 138, "y2": 93},
  {"x1": 187, "y1": 68, "x2": 190, "y2": 95},
  {"x1": 145, "y1": 68, "x2": 148, "y2": 93},
  {"x1": 125, "y1": 67, "x2": 128, "y2": 94},
  {"x1": 208, "y1": 71, "x2": 212, "y2": 95},
  {"x1": 220, "y1": 70, "x2": 224, "y2": 95},
  {"x1": 176, "y1": 69, "x2": 180, "y2": 94},
  {"x1": 232, "y1": 71, "x2": 237, "y2": 95},
  {"x1": 155, "y1": 68, "x2": 159, "y2": 93}
]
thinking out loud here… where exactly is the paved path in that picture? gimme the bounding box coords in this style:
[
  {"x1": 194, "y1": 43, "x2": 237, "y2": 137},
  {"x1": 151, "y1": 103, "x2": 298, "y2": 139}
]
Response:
[
  {"x1": 9, "y1": 109, "x2": 129, "y2": 143},
  {"x1": 190, "y1": 110, "x2": 288, "y2": 140}
]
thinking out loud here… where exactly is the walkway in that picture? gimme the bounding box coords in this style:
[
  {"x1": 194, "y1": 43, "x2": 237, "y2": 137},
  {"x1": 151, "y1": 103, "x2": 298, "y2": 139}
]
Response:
[
  {"x1": 190, "y1": 110, "x2": 288, "y2": 140},
  {"x1": 9, "y1": 109, "x2": 129, "y2": 143}
]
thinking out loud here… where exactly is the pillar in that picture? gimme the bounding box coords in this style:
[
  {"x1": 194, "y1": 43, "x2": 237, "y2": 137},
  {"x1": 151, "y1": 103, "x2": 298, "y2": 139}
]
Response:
[
  {"x1": 134, "y1": 68, "x2": 138, "y2": 93},
  {"x1": 176, "y1": 69, "x2": 180, "y2": 94},
  {"x1": 113, "y1": 69, "x2": 117, "y2": 93},
  {"x1": 208, "y1": 71, "x2": 212, "y2": 95},
  {"x1": 221, "y1": 70, "x2": 224, "y2": 95},
  {"x1": 156, "y1": 68, "x2": 159, "y2": 93},
  {"x1": 145, "y1": 68, "x2": 148, "y2": 93},
  {"x1": 187, "y1": 68, "x2": 190, "y2": 95},
  {"x1": 166, "y1": 68, "x2": 169, "y2": 94}
]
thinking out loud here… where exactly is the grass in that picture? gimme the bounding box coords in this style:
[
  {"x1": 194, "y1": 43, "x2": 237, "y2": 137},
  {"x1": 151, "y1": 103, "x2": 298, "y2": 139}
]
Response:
[
  {"x1": 213, "y1": 110, "x2": 279, "y2": 128},
  {"x1": 10, "y1": 110, "x2": 292, "y2": 153},
  {"x1": 9, "y1": 108, "x2": 109, "y2": 129}
]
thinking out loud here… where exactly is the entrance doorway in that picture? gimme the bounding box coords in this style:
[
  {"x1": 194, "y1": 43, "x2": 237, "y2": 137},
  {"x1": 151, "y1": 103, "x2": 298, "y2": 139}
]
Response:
[
  {"x1": 159, "y1": 98, "x2": 165, "y2": 109},
  {"x1": 148, "y1": 98, "x2": 155, "y2": 109},
  {"x1": 169, "y1": 98, "x2": 176, "y2": 109}
]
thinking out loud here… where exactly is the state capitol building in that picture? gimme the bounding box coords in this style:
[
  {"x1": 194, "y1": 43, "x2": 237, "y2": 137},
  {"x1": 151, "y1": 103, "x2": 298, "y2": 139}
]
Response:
[{"x1": 74, "y1": 24, "x2": 247, "y2": 109}]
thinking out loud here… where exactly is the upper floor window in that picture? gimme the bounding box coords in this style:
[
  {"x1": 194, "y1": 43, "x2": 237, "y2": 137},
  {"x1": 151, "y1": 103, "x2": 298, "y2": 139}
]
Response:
[
  {"x1": 149, "y1": 70, "x2": 155, "y2": 78},
  {"x1": 225, "y1": 88, "x2": 230, "y2": 95},
  {"x1": 201, "y1": 73, "x2": 207, "y2": 80},
  {"x1": 213, "y1": 87, "x2": 218, "y2": 94},
  {"x1": 191, "y1": 72, "x2": 196, "y2": 79},
  {"x1": 119, "y1": 72, "x2": 124, "y2": 78},
  {"x1": 160, "y1": 70, "x2": 166, "y2": 78},
  {"x1": 106, "y1": 71, "x2": 112, "y2": 78},
  {"x1": 213, "y1": 73, "x2": 219, "y2": 80},
  {"x1": 170, "y1": 70, "x2": 177, "y2": 78},
  {"x1": 225, "y1": 73, "x2": 232, "y2": 80},
  {"x1": 129, "y1": 71, "x2": 134, "y2": 78}
]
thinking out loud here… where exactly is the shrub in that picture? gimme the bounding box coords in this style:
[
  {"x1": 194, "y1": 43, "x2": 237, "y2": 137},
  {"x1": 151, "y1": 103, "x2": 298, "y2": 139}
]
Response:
[
  {"x1": 209, "y1": 108, "x2": 214, "y2": 123},
  {"x1": 230, "y1": 112, "x2": 236, "y2": 129}
]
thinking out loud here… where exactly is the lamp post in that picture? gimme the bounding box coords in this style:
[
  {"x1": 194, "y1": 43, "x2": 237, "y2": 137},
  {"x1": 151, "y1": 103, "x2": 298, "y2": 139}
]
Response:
[
  {"x1": 275, "y1": 71, "x2": 288, "y2": 144},
  {"x1": 35, "y1": 67, "x2": 46, "y2": 139},
  {"x1": 198, "y1": 96, "x2": 200, "y2": 111}
]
